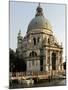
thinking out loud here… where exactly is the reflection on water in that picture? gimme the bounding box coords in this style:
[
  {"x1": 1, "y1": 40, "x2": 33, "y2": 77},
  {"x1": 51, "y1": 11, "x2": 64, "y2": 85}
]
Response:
[
  {"x1": 10, "y1": 79, "x2": 66, "y2": 89},
  {"x1": 33, "y1": 79, "x2": 66, "y2": 87}
]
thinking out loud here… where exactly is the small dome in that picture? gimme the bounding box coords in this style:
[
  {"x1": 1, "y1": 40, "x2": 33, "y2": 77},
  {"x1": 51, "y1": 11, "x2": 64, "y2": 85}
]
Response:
[{"x1": 27, "y1": 3, "x2": 52, "y2": 33}]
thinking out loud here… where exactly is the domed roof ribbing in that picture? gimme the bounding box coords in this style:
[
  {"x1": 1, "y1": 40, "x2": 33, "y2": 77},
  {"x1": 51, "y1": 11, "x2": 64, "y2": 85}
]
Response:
[{"x1": 27, "y1": 3, "x2": 52, "y2": 33}]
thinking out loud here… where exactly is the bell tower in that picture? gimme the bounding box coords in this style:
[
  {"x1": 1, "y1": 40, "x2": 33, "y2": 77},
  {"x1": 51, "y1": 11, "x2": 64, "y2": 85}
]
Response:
[
  {"x1": 17, "y1": 30, "x2": 23, "y2": 49},
  {"x1": 17, "y1": 30, "x2": 23, "y2": 57}
]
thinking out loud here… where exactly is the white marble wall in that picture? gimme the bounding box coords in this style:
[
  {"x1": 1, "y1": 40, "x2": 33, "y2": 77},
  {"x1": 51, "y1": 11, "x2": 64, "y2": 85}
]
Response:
[{"x1": 27, "y1": 60, "x2": 40, "y2": 72}]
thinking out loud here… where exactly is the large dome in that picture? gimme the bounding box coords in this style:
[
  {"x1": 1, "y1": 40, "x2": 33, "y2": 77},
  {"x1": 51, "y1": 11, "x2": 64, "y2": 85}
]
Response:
[
  {"x1": 27, "y1": 16, "x2": 52, "y2": 32},
  {"x1": 27, "y1": 4, "x2": 52, "y2": 33}
]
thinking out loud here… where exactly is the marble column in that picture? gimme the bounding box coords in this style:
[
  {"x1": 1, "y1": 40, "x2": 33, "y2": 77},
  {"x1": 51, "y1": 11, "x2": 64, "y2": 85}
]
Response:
[
  {"x1": 45, "y1": 49, "x2": 48, "y2": 72},
  {"x1": 56, "y1": 51, "x2": 59, "y2": 71},
  {"x1": 50, "y1": 51, "x2": 52, "y2": 71},
  {"x1": 57, "y1": 52, "x2": 60, "y2": 71},
  {"x1": 60, "y1": 51, "x2": 64, "y2": 71}
]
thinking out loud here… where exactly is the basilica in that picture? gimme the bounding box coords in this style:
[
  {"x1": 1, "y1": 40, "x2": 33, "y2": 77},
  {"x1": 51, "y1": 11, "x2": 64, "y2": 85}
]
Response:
[{"x1": 17, "y1": 4, "x2": 63, "y2": 73}]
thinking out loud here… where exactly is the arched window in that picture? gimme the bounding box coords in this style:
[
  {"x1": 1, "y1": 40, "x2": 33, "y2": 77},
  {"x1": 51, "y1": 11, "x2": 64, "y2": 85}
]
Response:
[
  {"x1": 29, "y1": 53, "x2": 31, "y2": 56},
  {"x1": 48, "y1": 38, "x2": 50, "y2": 44},
  {"x1": 29, "y1": 51, "x2": 37, "y2": 57},
  {"x1": 35, "y1": 52, "x2": 37, "y2": 56},
  {"x1": 32, "y1": 51, "x2": 34, "y2": 56},
  {"x1": 37, "y1": 37, "x2": 40, "y2": 43},
  {"x1": 52, "y1": 52, "x2": 56, "y2": 70},
  {"x1": 33, "y1": 38, "x2": 36, "y2": 45}
]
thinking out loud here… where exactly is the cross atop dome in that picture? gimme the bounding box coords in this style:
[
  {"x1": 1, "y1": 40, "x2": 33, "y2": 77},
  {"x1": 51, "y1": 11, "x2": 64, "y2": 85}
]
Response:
[
  {"x1": 39, "y1": 2, "x2": 40, "y2": 7},
  {"x1": 35, "y1": 3, "x2": 43, "y2": 16}
]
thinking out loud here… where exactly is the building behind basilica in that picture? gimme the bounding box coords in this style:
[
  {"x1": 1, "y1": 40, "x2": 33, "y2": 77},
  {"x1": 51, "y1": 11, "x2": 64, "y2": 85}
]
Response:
[{"x1": 17, "y1": 3, "x2": 64, "y2": 73}]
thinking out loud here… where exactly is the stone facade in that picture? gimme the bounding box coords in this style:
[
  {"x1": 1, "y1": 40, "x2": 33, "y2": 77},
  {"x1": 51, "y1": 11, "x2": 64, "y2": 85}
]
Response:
[{"x1": 17, "y1": 4, "x2": 63, "y2": 73}]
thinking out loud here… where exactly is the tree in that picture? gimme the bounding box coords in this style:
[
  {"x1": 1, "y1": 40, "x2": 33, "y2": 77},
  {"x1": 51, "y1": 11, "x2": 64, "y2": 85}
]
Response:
[
  {"x1": 9, "y1": 48, "x2": 16, "y2": 72},
  {"x1": 9, "y1": 48, "x2": 26, "y2": 72}
]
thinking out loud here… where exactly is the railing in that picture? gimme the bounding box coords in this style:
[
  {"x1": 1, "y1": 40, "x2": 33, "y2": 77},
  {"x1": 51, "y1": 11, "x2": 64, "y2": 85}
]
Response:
[{"x1": 10, "y1": 70, "x2": 65, "y2": 80}]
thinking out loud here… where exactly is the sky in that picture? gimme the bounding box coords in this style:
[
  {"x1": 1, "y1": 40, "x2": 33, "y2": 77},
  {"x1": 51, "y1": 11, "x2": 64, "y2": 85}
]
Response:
[{"x1": 9, "y1": 1, "x2": 66, "y2": 61}]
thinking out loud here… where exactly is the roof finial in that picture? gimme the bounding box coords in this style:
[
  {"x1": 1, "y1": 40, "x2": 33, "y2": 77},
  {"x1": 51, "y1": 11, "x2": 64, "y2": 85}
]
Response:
[
  {"x1": 35, "y1": 2, "x2": 43, "y2": 16},
  {"x1": 39, "y1": 2, "x2": 40, "y2": 7}
]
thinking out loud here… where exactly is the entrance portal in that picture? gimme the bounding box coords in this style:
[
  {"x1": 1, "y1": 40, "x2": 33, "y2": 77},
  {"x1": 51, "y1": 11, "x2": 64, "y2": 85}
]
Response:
[{"x1": 52, "y1": 52, "x2": 56, "y2": 70}]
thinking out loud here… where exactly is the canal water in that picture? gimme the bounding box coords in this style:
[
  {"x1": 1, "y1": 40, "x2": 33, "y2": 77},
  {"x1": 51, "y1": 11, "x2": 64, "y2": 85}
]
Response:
[
  {"x1": 33, "y1": 79, "x2": 66, "y2": 87},
  {"x1": 10, "y1": 79, "x2": 66, "y2": 89}
]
